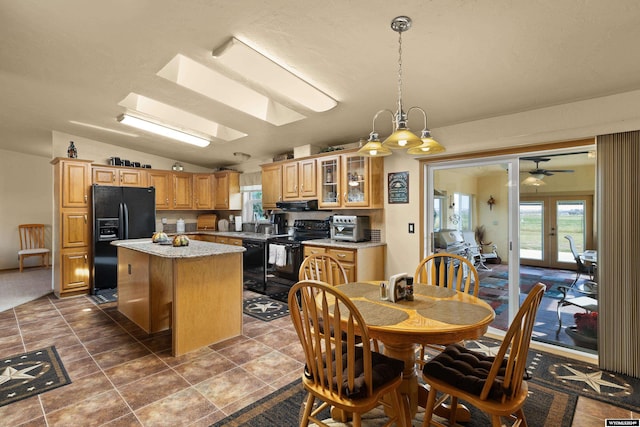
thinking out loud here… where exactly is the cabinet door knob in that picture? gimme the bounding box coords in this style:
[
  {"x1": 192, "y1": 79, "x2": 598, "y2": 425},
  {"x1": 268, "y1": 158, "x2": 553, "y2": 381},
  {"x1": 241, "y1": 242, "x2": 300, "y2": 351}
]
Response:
[{"x1": 84, "y1": 214, "x2": 87, "y2": 224}]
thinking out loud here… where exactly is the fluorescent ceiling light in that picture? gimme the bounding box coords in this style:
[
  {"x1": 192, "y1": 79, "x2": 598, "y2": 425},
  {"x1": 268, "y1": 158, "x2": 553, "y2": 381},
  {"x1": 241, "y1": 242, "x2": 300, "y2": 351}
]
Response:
[
  {"x1": 211, "y1": 37, "x2": 337, "y2": 113},
  {"x1": 158, "y1": 54, "x2": 305, "y2": 126},
  {"x1": 69, "y1": 120, "x2": 139, "y2": 137},
  {"x1": 118, "y1": 93, "x2": 246, "y2": 142},
  {"x1": 117, "y1": 114, "x2": 210, "y2": 147}
]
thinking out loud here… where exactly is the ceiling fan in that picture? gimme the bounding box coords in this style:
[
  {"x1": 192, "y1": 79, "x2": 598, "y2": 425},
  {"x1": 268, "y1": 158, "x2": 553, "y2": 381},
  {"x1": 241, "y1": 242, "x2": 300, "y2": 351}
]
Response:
[{"x1": 521, "y1": 157, "x2": 574, "y2": 179}]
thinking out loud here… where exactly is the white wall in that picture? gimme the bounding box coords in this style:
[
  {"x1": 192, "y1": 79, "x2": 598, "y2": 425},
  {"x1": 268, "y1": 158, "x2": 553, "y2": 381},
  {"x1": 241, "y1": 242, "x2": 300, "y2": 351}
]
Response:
[{"x1": 0, "y1": 149, "x2": 53, "y2": 270}]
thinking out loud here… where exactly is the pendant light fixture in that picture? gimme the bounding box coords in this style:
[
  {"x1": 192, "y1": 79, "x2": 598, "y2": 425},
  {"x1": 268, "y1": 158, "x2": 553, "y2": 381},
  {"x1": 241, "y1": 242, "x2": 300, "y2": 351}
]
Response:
[{"x1": 358, "y1": 16, "x2": 445, "y2": 157}]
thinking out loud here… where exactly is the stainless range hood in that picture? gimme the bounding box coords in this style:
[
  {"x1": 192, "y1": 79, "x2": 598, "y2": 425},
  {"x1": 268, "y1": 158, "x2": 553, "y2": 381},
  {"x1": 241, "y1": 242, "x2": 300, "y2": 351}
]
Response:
[{"x1": 275, "y1": 199, "x2": 318, "y2": 211}]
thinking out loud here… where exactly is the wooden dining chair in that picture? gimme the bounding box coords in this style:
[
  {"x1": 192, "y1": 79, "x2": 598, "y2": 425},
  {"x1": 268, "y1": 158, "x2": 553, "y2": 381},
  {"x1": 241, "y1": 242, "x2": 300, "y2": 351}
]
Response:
[
  {"x1": 414, "y1": 253, "x2": 480, "y2": 366},
  {"x1": 299, "y1": 253, "x2": 349, "y2": 285},
  {"x1": 288, "y1": 280, "x2": 410, "y2": 427},
  {"x1": 18, "y1": 224, "x2": 50, "y2": 272},
  {"x1": 421, "y1": 283, "x2": 546, "y2": 427}
]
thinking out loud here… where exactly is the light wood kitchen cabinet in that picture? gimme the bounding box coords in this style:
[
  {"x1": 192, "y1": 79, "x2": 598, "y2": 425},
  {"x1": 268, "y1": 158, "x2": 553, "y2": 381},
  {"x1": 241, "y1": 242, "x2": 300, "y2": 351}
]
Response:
[
  {"x1": 214, "y1": 236, "x2": 242, "y2": 246},
  {"x1": 52, "y1": 158, "x2": 92, "y2": 298},
  {"x1": 92, "y1": 166, "x2": 147, "y2": 187},
  {"x1": 147, "y1": 170, "x2": 172, "y2": 210},
  {"x1": 318, "y1": 153, "x2": 383, "y2": 209},
  {"x1": 214, "y1": 170, "x2": 241, "y2": 210},
  {"x1": 173, "y1": 172, "x2": 193, "y2": 210},
  {"x1": 193, "y1": 174, "x2": 214, "y2": 210},
  {"x1": 303, "y1": 244, "x2": 385, "y2": 282},
  {"x1": 282, "y1": 159, "x2": 317, "y2": 200},
  {"x1": 261, "y1": 163, "x2": 282, "y2": 208}
]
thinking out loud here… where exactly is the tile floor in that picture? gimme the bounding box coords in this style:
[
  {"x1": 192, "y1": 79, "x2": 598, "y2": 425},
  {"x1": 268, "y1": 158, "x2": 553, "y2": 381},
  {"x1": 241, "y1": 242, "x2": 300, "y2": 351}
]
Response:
[{"x1": 0, "y1": 288, "x2": 629, "y2": 426}]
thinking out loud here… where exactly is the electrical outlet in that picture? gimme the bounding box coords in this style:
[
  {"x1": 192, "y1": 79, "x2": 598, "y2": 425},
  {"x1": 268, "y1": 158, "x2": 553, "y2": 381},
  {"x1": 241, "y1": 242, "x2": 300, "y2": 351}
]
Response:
[{"x1": 408, "y1": 223, "x2": 415, "y2": 234}]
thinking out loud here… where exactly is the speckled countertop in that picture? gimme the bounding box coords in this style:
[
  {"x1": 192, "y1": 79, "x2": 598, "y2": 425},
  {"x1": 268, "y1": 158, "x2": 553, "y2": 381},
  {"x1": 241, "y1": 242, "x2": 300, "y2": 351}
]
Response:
[
  {"x1": 112, "y1": 238, "x2": 245, "y2": 258},
  {"x1": 301, "y1": 239, "x2": 386, "y2": 249}
]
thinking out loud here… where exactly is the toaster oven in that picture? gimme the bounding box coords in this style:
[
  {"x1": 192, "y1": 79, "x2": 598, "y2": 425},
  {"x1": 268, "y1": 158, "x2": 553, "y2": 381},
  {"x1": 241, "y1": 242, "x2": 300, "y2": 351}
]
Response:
[{"x1": 331, "y1": 215, "x2": 370, "y2": 242}]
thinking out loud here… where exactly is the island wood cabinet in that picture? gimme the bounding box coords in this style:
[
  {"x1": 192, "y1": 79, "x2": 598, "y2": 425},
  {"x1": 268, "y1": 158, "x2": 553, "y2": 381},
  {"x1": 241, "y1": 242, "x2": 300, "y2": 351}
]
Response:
[
  {"x1": 303, "y1": 243, "x2": 385, "y2": 282},
  {"x1": 282, "y1": 158, "x2": 317, "y2": 200},
  {"x1": 52, "y1": 158, "x2": 92, "y2": 297},
  {"x1": 92, "y1": 166, "x2": 147, "y2": 187},
  {"x1": 214, "y1": 170, "x2": 241, "y2": 210},
  {"x1": 260, "y1": 163, "x2": 282, "y2": 209}
]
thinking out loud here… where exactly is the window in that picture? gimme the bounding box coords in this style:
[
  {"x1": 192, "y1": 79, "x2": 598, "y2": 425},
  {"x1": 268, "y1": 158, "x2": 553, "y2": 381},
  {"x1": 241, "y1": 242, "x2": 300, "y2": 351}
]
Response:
[
  {"x1": 453, "y1": 193, "x2": 473, "y2": 231},
  {"x1": 241, "y1": 185, "x2": 263, "y2": 223}
]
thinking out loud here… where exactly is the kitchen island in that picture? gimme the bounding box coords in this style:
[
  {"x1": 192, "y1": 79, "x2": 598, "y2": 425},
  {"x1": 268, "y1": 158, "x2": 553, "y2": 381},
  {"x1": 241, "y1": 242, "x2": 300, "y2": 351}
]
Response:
[{"x1": 112, "y1": 239, "x2": 245, "y2": 356}]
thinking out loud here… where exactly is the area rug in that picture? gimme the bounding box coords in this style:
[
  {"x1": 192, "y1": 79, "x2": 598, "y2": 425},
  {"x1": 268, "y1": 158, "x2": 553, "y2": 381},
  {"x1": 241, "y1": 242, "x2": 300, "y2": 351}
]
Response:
[
  {"x1": 243, "y1": 296, "x2": 289, "y2": 322},
  {"x1": 214, "y1": 338, "x2": 640, "y2": 426},
  {"x1": 1, "y1": 346, "x2": 72, "y2": 407}
]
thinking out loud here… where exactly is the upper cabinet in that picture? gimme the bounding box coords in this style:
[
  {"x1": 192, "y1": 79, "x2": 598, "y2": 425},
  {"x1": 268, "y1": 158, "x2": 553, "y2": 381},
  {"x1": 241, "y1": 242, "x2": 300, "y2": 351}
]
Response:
[
  {"x1": 193, "y1": 173, "x2": 214, "y2": 210},
  {"x1": 261, "y1": 163, "x2": 282, "y2": 209},
  {"x1": 92, "y1": 166, "x2": 147, "y2": 187},
  {"x1": 262, "y1": 149, "x2": 383, "y2": 210},
  {"x1": 214, "y1": 170, "x2": 241, "y2": 210},
  {"x1": 61, "y1": 160, "x2": 91, "y2": 208},
  {"x1": 147, "y1": 170, "x2": 172, "y2": 210},
  {"x1": 172, "y1": 172, "x2": 193, "y2": 210},
  {"x1": 282, "y1": 158, "x2": 317, "y2": 200},
  {"x1": 319, "y1": 152, "x2": 383, "y2": 209}
]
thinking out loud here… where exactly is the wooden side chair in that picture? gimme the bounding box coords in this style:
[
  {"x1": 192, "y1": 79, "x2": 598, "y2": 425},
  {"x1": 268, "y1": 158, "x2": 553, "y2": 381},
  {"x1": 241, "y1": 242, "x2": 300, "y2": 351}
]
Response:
[
  {"x1": 421, "y1": 283, "x2": 546, "y2": 427},
  {"x1": 414, "y1": 253, "x2": 480, "y2": 366},
  {"x1": 299, "y1": 253, "x2": 349, "y2": 285},
  {"x1": 18, "y1": 224, "x2": 50, "y2": 272},
  {"x1": 288, "y1": 280, "x2": 409, "y2": 427}
]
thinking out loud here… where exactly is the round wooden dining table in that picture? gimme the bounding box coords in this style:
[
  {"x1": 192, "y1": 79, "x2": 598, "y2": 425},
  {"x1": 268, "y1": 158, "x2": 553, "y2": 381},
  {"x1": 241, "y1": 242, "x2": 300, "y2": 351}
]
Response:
[{"x1": 334, "y1": 281, "x2": 496, "y2": 417}]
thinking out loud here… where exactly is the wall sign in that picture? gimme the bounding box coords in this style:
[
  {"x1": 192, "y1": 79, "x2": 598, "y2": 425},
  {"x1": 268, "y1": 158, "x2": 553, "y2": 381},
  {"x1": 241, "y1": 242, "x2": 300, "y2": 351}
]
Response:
[{"x1": 388, "y1": 171, "x2": 409, "y2": 204}]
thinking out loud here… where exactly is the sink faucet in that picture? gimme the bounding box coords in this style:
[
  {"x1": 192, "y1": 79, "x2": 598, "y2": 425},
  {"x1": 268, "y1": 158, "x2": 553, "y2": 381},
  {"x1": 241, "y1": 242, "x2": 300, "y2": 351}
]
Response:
[{"x1": 254, "y1": 213, "x2": 260, "y2": 233}]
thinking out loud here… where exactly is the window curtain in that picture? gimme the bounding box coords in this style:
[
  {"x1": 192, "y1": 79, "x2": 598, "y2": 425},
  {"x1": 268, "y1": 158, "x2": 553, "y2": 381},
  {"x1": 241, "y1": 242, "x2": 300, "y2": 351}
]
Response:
[
  {"x1": 597, "y1": 130, "x2": 640, "y2": 377},
  {"x1": 240, "y1": 172, "x2": 261, "y2": 192}
]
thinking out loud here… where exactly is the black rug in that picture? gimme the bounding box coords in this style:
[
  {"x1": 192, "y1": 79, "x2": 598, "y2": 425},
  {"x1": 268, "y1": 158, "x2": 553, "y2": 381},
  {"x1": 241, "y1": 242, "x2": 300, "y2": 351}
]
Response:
[
  {"x1": 214, "y1": 338, "x2": 640, "y2": 426},
  {"x1": 1, "y1": 346, "x2": 72, "y2": 407},
  {"x1": 90, "y1": 288, "x2": 117, "y2": 305},
  {"x1": 243, "y1": 296, "x2": 289, "y2": 322},
  {"x1": 244, "y1": 280, "x2": 291, "y2": 303}
]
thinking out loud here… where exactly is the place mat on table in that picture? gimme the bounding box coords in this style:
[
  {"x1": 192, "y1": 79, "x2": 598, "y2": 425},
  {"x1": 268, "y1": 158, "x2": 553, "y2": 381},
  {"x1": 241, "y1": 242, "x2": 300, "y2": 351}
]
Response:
[
  {"x1": 416, "y1": 300, "x2": 493, "y2": 325},
  {"x1": 342, "y1": 300, "x2": 409, "y2": 326},
  {"x1": 413, "y1": 284, "x2": 457, "y2": 298}
]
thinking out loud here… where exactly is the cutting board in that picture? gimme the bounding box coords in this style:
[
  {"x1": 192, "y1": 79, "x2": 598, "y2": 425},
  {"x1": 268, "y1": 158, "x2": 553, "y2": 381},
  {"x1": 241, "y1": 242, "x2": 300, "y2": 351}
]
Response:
[
  {"x1": 197, "y1": 214, "x2": 217, "y2": 230},
  {"x1": 218, "y1": 219, "x2": 229, "y2": 232}
]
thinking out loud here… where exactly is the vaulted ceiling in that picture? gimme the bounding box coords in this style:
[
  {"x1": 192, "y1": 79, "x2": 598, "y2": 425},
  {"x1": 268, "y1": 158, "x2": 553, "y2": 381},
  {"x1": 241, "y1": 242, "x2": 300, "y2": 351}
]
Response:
[{"x1": 2, "y1": 1, "x2": 639, "y2": 169}]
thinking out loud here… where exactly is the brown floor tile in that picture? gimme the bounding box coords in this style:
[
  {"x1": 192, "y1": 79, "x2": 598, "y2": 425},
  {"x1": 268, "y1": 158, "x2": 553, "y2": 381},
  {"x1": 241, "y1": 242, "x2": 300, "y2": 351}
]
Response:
[
  {"x1": 134, "y1": 387, "x2": 217, "y2": 427},
  {"x1": 216, "y1": 338, "x2": 273, "y2": 365},
  {"x1": 219, "y1": 382, "x2": 277, "y2": 416},
  {"x1": 20, "y1": 324, "x2": 74, "y2": 344},
  {"x1": 156, "y1": 345, "x2": 215, "y2": 367},
  {"x1": 172, "y1": 351, "x2": 237, "y2": 384},
  {"x1": 194, "y1": 366, "x2": 263, "y2": 409},
  {"x1": 103, "y1": 354, "x2": 168, "y2": 387},
  {"x1": 209, "y1": 334, "x2": 251, "y2": 351},
  {"x1": 117, "y1": 369, "x2": 191, "y2": 410},
  {"x1": 242, "y1": 319, "x2": 278, "y2": 338},
  {"x1": 101, "y1": 413, "x2": 143, "y2": 427},
  {"x1": 73, "y1": 322, "x2": 127, "y2": 342},
  {"x1": 138, "y1": 331, "x2": 172, "y2": 352},
  {"x1": 55, "y1": 343, "x2": 91, "y2": 363},
  {"x1": 574, "y1": 396, "x2": 632, "y2": 420},
  {"x1": 45, "y1": 389, "x2": 131, "y2": 427},
  {"x1": 40, "y1": 371, "x2": 115, "y2": 413},
  {"x1": 0, "y1": 334, "x2": 24, "y2": 353},
  {"x1": 280, "y1": 341, "x2": 306, "y2": 363},
  {"x1": 253, "y1": 327, "x2": 300, "y2": 350},
  {"x1": 0, "y1": 323, "x2": 20, "y2": 338},
  {"x1": 241, "y1": 350, "x2": 303, "y2": 384},
  {"x1": 62, "y1": 354, "x2": 102, "y2": 380},
  {"x1": 0, "y1": 395, "x2": 44, "y2": 426},
  {"x1": 80, "y1": 330, "x2": 136, "y2": 355},
  {"x1": 24, "y1": 333, "x2": 82, "y2": 352},
  {"x1": 91, "y1": 341, "x2": 152, "y2": 370}
]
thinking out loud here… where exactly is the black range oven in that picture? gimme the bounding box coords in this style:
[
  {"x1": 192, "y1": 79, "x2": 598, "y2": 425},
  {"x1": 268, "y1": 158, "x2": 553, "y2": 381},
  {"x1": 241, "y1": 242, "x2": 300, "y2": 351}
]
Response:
[{"x1": 267, "y1": 219, "x2": 330, "y2": 288}]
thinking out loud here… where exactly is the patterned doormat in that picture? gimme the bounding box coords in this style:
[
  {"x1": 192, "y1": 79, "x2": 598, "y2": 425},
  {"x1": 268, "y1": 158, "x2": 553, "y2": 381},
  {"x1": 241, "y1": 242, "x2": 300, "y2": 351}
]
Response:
[
  {"x1": 90, "y1": 288, "x2": 117, "y2": 305},
  {"x1": 1, "y1": 346, "x2": 72, "y2": 407},
  {"x1": 243, "y1": 296, "x2": 289, "y2": 322}
]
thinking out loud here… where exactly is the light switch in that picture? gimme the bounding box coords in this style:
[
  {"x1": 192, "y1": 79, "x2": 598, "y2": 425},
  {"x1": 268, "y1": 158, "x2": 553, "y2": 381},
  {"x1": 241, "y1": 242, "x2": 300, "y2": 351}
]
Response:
[{"x1": 408, "y1": 223, "x2": 415, "y2": 234}]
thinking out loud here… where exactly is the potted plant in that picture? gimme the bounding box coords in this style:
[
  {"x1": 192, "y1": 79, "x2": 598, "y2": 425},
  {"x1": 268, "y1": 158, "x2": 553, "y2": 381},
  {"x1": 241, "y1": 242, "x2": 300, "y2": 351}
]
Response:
[{"x1": 566, "y1": 311, "x2": 598, "y2": 350}]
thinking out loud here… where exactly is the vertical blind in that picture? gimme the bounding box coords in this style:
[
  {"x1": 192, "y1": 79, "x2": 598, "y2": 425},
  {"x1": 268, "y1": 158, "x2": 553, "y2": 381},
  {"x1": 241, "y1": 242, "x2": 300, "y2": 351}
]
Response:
[{"x1": 597, "y1": 131, "x2": 640, "y2": 376}]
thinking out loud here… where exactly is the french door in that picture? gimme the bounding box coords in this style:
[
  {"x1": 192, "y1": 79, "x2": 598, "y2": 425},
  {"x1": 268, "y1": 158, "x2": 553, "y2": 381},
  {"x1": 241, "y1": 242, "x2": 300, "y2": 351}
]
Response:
[{"x1": 520, "y1": 195, "x2": 593, "y2": 269}]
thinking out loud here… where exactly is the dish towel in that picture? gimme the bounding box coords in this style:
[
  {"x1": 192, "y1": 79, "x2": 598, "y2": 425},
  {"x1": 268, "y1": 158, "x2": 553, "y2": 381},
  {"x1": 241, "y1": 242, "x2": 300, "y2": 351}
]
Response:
[{"x1": 268, "y1": 244, "x2": 287, "y2": 267}]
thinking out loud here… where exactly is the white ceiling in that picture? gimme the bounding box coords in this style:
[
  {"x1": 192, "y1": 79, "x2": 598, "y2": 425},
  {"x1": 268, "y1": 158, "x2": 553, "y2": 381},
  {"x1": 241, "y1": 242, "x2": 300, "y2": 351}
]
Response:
[{"x1": 1, "y1": 1, "x2": 639, "y2": 169}]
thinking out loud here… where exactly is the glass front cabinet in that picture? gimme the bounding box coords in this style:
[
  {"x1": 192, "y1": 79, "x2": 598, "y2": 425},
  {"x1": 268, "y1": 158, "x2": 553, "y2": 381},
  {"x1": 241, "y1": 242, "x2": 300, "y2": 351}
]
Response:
[{"x1": 318, "y1": 153, "x2": 382, "y2": 209}]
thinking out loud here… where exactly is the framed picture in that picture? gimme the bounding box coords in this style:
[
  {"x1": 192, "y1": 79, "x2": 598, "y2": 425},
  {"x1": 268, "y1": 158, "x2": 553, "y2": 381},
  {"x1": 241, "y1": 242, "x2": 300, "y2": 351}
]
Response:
[{"x1": 388, "y1": 171, "x2": 409, "y2": 204}]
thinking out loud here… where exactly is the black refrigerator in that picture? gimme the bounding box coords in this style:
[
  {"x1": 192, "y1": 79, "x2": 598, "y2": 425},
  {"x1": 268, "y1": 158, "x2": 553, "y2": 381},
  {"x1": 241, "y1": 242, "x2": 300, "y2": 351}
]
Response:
[{"x1": 92, "y1": 185, "x2": 156, "y2": 294}]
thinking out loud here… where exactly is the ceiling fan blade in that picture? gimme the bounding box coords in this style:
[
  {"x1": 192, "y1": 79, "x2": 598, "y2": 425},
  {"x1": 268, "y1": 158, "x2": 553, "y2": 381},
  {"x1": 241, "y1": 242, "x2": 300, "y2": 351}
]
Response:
[{"x1": 546, "y1": 169, "x2": 574, "y2": 173}]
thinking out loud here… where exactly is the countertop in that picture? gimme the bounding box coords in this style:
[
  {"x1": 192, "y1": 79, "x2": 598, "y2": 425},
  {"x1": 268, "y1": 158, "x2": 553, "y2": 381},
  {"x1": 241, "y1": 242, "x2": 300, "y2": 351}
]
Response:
[
  {"x1": 112, "y1": 238, "x2": 245, "y2": 258},
  {"x1": 301, "y1": 239, "x2": 386, "y2": 249},
  {"x1": 191, "y1": 231, "x2": 289, "y2": 242}
]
